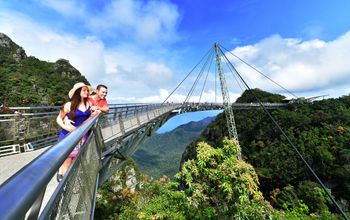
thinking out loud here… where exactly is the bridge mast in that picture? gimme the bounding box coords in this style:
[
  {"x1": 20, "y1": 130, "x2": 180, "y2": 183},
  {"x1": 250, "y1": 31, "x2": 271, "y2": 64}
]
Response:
[{"x1": 214, "y1": 43, "x2": 239, "y2": 143}]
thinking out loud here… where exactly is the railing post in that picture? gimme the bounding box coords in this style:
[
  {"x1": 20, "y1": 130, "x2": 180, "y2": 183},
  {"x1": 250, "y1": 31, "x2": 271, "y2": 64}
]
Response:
[
  {"x1": 146, "y1": 105, "x2": 150, "y2": 121},
  {"x1": 113, "y1": 111, "x2": 117, "y2": 121},
  {"x1": 93, "y1": 122, "x2": 105, "y2": 157},
  {"x1": 118, "y1": 113, "x2": 125, "y2": 135},
  {"x1": 135, "y1": 109, "x2": 141, "y2": 126},
  {"x1": 27, "y1": 188, "x2": 46, "y2": 220}
]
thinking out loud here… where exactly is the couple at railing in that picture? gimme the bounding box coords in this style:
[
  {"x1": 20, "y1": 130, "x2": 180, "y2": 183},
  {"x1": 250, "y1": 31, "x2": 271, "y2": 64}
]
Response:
[{"x1": 55, "y1": 82, "x2": 109, "y2": 182}]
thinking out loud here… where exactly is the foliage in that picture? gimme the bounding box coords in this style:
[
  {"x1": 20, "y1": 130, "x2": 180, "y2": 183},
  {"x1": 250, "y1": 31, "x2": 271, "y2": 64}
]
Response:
[
  {"x1": 181, "y1": 89, "x2": 350, "y2": 217},
  {"x1": 175, "y1": 138, "x2": 275, "y2": 219},
  {"x1": 96, "y1": 138, "x2": 343, "y2": 219},
  {"x1": 97, "y1": 139, "x2": 281, "y2": 219},
  {"x1": 95, "y1": 159, "x2": 144, "y2": 219},
  {"x1": 236, "y1": 88, "x2": 285, "y2": 103}
]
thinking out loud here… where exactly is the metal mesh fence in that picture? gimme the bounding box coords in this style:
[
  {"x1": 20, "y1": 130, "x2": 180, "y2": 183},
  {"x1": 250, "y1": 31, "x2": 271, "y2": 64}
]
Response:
[
  {"x1": 0, "y1": 119, "x2": 16, "y2": 142},
  {"x1": 44, "y1": 134, "x2": 100, "y2": 220}
]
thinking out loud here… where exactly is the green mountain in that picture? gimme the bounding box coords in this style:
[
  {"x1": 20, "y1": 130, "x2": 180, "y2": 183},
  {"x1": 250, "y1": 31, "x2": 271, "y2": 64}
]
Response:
[
  {"x1": 0, "y1": 33, "x2": 89, "y2": 107},
  {"x1": 132, "y1": 116, "x2": 216, "y2": 179},
  {"x1": 181, "y1": 89, "x2": 350, "y2": 216}
]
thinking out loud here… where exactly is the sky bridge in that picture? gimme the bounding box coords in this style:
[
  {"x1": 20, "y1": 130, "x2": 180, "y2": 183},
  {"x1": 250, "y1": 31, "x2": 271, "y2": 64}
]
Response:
[
  {"x1": 0, "y1": 42, "x2": 347, "y2": 220},
  {"x1": 0, "y1": 101, "x2": 289, "y2": 219}
]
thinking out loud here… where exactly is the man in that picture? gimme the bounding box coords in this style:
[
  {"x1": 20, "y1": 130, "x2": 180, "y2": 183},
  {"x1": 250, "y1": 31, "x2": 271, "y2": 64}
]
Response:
[
  {"x1": 0, "y1": 101, "x2": 22, "y2": 116},
  {"x1": 88, "y1": 84, "x2": 109, "y2": 113}
]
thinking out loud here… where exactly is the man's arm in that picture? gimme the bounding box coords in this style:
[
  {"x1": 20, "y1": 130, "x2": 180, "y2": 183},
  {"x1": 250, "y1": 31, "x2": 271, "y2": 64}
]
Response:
[
  {"x1": 97, "y1": 99, "x2": 109, "y2": 113},
  {"x1": 0, "y1": 102, "x2": 22, "y2": 116},
  {"x1": 99, "y1": 104, "x2": 109, "y2": 113}
]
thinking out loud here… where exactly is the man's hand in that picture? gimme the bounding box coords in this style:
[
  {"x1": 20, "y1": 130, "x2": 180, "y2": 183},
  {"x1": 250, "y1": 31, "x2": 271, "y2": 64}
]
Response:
[
  {"x1": 14, "y1": 111, "x2": 23, "y2": 117},
  {"x1": 91, "y1": 109, "x2": 101, "y2": 116},
  {"x1": 91, "y1": 106, "x2": 99, "y2": 112}
]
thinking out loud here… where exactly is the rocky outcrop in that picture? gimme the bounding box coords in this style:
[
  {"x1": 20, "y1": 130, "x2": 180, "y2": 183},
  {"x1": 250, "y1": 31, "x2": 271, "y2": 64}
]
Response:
[
  {"x1": 104, "y1": 160, "x2": 143, "y2": 196},
  {"x1": 0, "y1": 33, "x2": 27, "y2": 62},
  {"x1": 54, "y1": 59, "x2": 82, "y2": 79},
  {"x1": 13, "y1": 47, "x2": 27, "y2": 61},
  {"x1": 0, "y1": 33, "x2": 12, "y2": 48}
]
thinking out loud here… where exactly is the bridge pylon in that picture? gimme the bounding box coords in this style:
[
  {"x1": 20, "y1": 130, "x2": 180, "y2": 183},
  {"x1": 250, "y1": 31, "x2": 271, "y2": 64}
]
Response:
[{"x1": 214, "y1": 43, "x2": 239, "y2": 146}]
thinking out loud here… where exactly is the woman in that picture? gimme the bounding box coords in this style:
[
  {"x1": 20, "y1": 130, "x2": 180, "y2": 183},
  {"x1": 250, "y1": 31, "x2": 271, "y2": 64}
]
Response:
[{"x1": 56, "y1": 82, "x2": 94, "y2": 182}]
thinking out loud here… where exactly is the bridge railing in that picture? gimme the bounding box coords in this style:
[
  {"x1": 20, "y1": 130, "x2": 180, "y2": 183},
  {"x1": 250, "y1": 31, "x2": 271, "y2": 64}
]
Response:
[
  {"x1": 99, "y1": 103, "x2": 182, "y2": 144},
  {"x1": 0, "y1": 102, "x2": 287, "y2": 157},
  {"x1": 39, "y1": 115, "x2": 102, "y2": 220},
  {"x1": 0, "y1": 103, "x2": 182, "y2": 157},
  {"x1": 0, "y1": 106, "x2": 60, "y2": 156},
  {"x1": 0, "y1": 103, "x2": 183, "y2": 219},
  {"x1": 0, "y1": 114, "x2": 100, "y2": 220}
]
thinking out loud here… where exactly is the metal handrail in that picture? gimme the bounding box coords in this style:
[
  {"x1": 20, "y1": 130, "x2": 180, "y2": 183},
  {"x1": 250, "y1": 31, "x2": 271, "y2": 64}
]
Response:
[{"x1": 0, "y1": 114, "x2": 99, "y2": 220}]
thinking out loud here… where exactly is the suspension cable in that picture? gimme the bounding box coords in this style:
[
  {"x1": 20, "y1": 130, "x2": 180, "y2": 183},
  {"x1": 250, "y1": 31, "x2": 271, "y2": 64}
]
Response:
[
  {"x1": 199, "y1": 51, "x2": 214, "y2": 103},
  {"x1": 162, "y1": 47, "x2": 214, "y2": 104},
  {"x1": 183, "y1": 48, "x2": 214, "y2": 105},
  {"x1": 215, "y1": 62, "x2": 217, "y2": 103},
  {"x1": 222, "y1": 53, "x2": 245, "y2": 94},
  {"x1": 220, "y1": 44, "x2": 298, "y2": 98},
  {"x1": 219, "y1": 45, "x2": 349, "y2": 220}
]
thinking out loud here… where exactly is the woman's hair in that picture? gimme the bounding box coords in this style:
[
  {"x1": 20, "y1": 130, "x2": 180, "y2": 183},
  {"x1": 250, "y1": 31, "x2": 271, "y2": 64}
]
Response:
[{"x1": 61, "y1": 87, "x2": 88, "y2": 121}]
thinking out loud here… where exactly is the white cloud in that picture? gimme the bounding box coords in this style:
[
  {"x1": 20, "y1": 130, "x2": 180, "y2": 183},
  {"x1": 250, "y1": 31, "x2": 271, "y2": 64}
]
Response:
[
  {"x1": 37, "y1": 0, "x2": 86, "y2": 17},
  {"x1": 116, "y1": 88, "x2": 240, "y2": 104},
  {"x1": 38, "y1": 0, "x2": 180, "y2": 44},
  {"x1": 227, "y1": 33, "x2": 350, "y2": 97},
  {"x1": 0, "y1": 10, "x2": 105, "y2": 80},
  {"x1": 0, "y1": 7, "x2": 177, "y2": 102},
  {"x1": 2, "y1": 1, "x2": 350, "y2": 104},
  {"x1": 97, "y1": 0, "x2": 179, "y2": 43}
]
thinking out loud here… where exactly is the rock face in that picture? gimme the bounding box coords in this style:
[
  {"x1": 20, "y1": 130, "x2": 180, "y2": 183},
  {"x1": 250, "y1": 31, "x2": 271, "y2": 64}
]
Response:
[
  {"x1": 0, "y1": 33, "x2": 12, "y2": 48},
  {"x1": 0, "y1": 33, "x2": 27, "y2": 62},
  {"x1": 108, "y1": 162, "x2": 142, "y2": 194},
  {"x1": 54, "y1": 59, "x2": 82, "y2": 79}
]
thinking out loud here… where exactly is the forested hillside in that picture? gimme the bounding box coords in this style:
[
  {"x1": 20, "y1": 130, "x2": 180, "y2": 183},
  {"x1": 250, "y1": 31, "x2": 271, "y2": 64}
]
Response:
[
  {"x1": 182, "y1": 88, "x2": 350, "y2": 216},
  {"x1": 0, "y1": 33, "x2": 89, "y2": 107},
  {"x1": 133, "y1": 116, "x2": 216, "y2": 179}
]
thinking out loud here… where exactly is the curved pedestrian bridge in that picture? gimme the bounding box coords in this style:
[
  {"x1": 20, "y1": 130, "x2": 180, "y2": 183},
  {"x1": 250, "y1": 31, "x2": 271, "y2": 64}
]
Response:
[{"x1": 0, "y1": 102, "x2": 287, "y2": 219}]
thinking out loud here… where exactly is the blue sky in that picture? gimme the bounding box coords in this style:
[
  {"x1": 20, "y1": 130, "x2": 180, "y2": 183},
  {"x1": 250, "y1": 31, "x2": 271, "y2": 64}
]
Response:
[{"x1": 1, "y1": 0, "x2": 350, "y2": 103}]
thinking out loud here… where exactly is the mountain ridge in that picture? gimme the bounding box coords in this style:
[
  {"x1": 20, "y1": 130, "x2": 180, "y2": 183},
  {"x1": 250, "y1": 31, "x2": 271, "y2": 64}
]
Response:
[
  {"x1": 133, "y1": 115, "x2": 216, "y2": 179},
  {"x1": 0, "y1": 33, "x2": 89, "y2": 107}
]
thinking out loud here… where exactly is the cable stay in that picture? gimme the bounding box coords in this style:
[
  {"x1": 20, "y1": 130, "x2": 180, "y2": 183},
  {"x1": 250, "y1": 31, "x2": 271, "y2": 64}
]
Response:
[
  {"x1": 198, "y1": 51, "x2": 214, "y2": 103},
  {"x1": 183, "y1": 48, "x2": 214, "y2": 105},
  {"x1": 162, "y1": 47, "x2": 214, "y2": 104}
]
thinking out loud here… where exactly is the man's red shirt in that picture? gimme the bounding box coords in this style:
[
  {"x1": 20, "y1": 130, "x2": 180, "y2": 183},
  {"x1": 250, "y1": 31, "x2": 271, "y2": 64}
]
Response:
[{"x1": 88, "y1": 96, "x2": 107, "y2": 108}]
